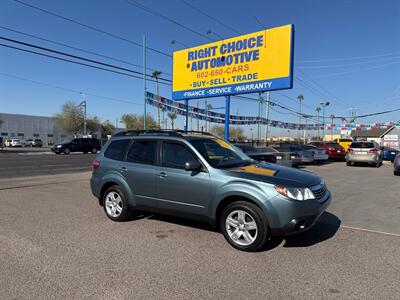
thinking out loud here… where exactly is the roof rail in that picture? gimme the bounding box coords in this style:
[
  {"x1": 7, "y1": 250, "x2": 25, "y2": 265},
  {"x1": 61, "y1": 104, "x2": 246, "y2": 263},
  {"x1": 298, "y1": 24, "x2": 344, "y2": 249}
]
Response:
[
  {"x1": 112, "y1": 130, "x2": 181, "y2": 137},
  {"x1": 112, "y1": 129, "x2": 216, "y2": 138}
]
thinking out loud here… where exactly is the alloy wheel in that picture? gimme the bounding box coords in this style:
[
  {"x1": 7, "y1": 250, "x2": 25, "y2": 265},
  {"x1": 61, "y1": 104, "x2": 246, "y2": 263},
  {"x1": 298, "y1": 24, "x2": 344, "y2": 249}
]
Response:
[{"x1": 225, "y1": 210, "x2": 258, "y2": 246}]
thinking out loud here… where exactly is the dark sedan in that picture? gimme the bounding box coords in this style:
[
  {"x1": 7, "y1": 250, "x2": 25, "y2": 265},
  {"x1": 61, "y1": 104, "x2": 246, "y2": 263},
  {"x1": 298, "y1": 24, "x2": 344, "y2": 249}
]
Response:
[{"x1": 235, "y1": 144, "x2": 277, "y2": 164}]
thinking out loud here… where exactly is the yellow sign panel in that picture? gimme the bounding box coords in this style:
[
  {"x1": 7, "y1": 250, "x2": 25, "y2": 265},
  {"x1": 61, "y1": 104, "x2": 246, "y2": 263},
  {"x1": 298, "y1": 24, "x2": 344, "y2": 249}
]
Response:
[{"x1": 172, "y1": 24, "x2": 294, "y2": 100}]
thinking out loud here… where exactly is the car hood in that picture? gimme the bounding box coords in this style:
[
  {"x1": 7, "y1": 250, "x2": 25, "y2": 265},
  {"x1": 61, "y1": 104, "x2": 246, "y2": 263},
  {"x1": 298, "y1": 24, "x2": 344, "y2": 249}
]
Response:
[{"x1": 221, "y1": 162, "x2": 322, "y2": 188}]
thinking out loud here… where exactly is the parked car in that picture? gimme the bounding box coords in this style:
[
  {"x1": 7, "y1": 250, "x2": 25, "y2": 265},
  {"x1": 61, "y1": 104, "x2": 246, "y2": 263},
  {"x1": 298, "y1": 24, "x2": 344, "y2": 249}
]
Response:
[
  {"x1": 91, "y1": 130, "x2": 331, "y2": 252},
  {"x1": 277, "y1": 145, "x2": 314, "y2": 164},
  {"x1": 5, "y1": 139, "x2": 23, "y2": 147},
  {"x1": 299, "y1": 145, "x2": 329, "y2": 163},
  {"x1": 309, "y1": 141, "x2": 346, "y2": 160},
  {"x1": 346, "y1": 141, "x2": 383, "y2": 167},
  {"x1": 334, "y1": 138, "x2": 353, "y2": 152},
  {"x1": 260, "y1": 146, "x2": 301, "y2": 167},
  {"x1": 235, "y1": 144, "x2": 277, "y2": 164},
  {"x1": 381, "y1": 147, "x2": 399, "y2": 162},
  {"x1": 393, "y1": 153, "x2": 400, "y2": 175},
  {"x1": 25, "y1": 138, "x2": 44, "y2": 147},
  {"x1": 51, "y1": 138, "x2": 101, "y2": 154}
]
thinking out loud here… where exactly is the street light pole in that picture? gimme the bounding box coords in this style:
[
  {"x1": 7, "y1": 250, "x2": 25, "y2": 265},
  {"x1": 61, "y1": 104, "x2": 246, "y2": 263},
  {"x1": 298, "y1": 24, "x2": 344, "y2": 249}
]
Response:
[
  {"x1": 320, "y1": 101, "x2": 330, "y2": 140},
  {"x1": 143, "y1": 34, "x2": 147, "y2": 130},
  {"x1": 80, "y1": 92, "x2": 87, "y2": 137}
]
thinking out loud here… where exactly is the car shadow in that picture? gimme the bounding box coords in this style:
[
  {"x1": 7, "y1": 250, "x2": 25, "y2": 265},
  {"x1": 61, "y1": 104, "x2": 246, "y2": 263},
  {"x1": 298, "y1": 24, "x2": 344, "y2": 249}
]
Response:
[
  {"x1": 279, "y1": 212, "x2": 341, "y2": 248},
  {"x1": 131, "y1": 211, "x2": 341, "y2": 251}
]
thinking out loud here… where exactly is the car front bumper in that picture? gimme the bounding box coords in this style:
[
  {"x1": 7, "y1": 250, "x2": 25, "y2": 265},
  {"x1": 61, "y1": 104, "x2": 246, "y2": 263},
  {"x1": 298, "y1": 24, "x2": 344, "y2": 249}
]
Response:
[{"x1": 268, "y1": 192, "x2": 332, "y2": 236}]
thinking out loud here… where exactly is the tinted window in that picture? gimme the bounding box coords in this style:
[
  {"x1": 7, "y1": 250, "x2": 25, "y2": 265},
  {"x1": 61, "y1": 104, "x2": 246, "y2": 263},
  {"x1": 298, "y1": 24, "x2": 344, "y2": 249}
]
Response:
[
  {"x1": 339, "y1": 139, "x2": 352, "y2": 142},
  {"x1": 350, "y1": 142, "x2": 375, "y2": 148},
  {"x1": 261, "y1": 147, "x2": 277, "y2": 152},
  {"x1": 162, "y1": 142, "x2": 198, "y2": 169},
  {"x1": 104, "y1": 139, "x2": 129, "y2": 161},
  {"x1": 127, "y1": 140, "x2": 157, "y2": 165}
]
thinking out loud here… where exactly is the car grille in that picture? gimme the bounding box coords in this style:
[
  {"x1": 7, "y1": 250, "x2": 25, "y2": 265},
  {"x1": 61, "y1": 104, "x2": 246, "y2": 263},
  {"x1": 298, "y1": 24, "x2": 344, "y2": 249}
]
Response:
[{"x1": 312, "y1": 184, "x2": 328, "y2": 200}]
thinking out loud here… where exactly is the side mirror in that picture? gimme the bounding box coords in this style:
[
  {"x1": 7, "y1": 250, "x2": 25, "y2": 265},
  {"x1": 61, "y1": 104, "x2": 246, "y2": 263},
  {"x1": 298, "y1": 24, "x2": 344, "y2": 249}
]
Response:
[{"x1": 185, "y1": 160, "x2": 202, "y2": 171}]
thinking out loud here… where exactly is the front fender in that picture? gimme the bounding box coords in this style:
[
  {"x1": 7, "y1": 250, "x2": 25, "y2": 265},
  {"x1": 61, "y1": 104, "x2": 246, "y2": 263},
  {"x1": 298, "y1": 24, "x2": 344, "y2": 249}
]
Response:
[
  {"x1": 210, "y1": 180, "x2": 278, "y2": 224},
  {"x1": 99, "y1": 172, "x2": 136, "y2": 207}
]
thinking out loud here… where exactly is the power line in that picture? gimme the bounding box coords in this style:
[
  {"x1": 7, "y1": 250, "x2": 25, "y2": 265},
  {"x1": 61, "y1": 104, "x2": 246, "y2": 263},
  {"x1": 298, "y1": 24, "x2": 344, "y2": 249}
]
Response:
[
  {"x1": 179, "y1": 0, "x2": 241, "y2": 35},
  {"x1": 0, "y1": 36, "x2": 172, "y2": 83},
  {"x1": 297, "y1": 51, "x2": 400, "y2": 63},
  {"x1": 124, "y1": 0, "x2": 214, "y2": 42},
  {"x1": 0, "y1": 72, "x2": 144, "y2": 106},
  {"x1": 310, "y1": 61, "x2": 400, "y2": 79},
  {"x1": 297, "y1": 56, "x2": 400, "y2": 69},
  {"x1": 0, "y1": 43, "x2": 171, "y2": 86},
  {"x1": 296, "y1": 69, "x2": 345, "y2": 105},
  {"x1": 13, "y1": 0, "x2": 172, "y2": 58},
  {"x1": 0, "y1": 26, "x2": 172, "y2": 76}
]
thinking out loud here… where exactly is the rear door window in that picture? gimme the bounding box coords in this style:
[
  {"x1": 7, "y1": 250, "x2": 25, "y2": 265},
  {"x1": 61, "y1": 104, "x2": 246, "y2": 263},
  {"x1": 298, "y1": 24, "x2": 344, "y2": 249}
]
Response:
[
  {"x1": 127, "y1": 140, "x2": 157, "y2": 165},
  {"x1": 104, "y1": 139, "x2": 130, "y2": 161}
]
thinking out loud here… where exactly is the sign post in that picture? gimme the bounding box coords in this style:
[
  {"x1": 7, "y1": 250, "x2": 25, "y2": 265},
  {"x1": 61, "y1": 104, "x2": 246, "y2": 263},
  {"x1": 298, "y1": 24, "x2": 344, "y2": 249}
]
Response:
[{"x1": 184, "y1": 99, "x2": 189, "y2": 132}]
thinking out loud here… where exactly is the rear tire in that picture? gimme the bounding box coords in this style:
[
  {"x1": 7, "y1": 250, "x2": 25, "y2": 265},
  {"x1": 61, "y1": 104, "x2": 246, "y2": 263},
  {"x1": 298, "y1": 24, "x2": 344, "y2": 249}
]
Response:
[
  {"x1": 375, "y1": 161, "x2": 381, "y2": 168},
  {"x1": 102, "y1": 185, "x2": 132, "y2": 222},
  {"x1": 220, "y1": 201, "x2": 269, "y2": 252},
  {"x1": 394, "y1": 171, "x2": 400, "y2": 176}
]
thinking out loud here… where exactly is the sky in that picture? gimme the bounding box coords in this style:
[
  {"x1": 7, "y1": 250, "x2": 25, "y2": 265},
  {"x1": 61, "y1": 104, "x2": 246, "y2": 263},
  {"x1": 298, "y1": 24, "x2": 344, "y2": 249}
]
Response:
[{"x1": 0, "y1": 0, "x2": 399, "y2": 137}]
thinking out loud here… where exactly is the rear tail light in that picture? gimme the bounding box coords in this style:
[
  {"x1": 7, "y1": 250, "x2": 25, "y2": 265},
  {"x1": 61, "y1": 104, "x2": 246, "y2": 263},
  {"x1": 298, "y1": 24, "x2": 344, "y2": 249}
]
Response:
[
  {"x1": 328, "y1": 147, "x2": 335, "y2": 151},
  {"x1": 369, "y1": 148, "x2": 378, "y2": 154},
  {"x1": 92, "y1": 160, "x2": 100, "y2": 172}
]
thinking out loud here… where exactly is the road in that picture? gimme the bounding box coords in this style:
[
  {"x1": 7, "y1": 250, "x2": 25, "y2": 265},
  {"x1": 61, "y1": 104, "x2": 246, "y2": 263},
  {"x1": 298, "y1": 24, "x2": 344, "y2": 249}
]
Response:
[
  {"x1": 1, "y1": 161, "x2": 400, "y2": 298},
  {"x1": 0, "y1": 151, "x2": 94, "y2": 178}
]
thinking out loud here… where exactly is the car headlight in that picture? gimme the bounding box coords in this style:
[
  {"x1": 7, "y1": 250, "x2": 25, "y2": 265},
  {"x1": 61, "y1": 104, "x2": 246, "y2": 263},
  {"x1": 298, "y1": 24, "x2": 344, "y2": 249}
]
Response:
[
  {"x1": 56, "y1": 145, "x2": 62, "y2": 148},
  {"x1": 274, "y1": 185, "x2": 315, "y2": 201}
]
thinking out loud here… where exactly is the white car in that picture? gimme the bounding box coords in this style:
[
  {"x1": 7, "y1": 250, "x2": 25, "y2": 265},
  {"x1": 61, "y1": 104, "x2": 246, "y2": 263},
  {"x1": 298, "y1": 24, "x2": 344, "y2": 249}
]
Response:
[{"x1": 5, "y1": 139, "x2": 23, "y2": 147}]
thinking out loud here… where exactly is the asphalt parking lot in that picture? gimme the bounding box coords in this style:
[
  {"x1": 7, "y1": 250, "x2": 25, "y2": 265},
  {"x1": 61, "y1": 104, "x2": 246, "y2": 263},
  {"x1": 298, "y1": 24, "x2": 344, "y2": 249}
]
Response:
[
  {"x1": 0, "y1": 149, "x2": 94, "y2": 178},
  {"x1": 1, "y1": 160, "x2": 399, "y2": 298}
]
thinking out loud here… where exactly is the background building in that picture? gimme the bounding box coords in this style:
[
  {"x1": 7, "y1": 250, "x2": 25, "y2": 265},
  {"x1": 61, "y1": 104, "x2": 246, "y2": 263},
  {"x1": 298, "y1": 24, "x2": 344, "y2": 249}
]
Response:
[{"x1": 0, "y1": 113, "x2": 68, "y2": 146}]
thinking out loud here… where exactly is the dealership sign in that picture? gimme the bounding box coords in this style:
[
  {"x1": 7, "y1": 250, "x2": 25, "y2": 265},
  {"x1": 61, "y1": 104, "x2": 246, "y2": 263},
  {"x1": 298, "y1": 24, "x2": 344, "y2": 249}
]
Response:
[{"x1": 172, "y1": 24, "x2": 294, "y2": 100}]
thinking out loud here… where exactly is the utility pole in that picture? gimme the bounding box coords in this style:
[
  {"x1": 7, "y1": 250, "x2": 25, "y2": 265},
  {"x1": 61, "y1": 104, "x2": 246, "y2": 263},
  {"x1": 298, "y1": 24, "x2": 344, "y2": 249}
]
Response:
[
  {"x1": 320, "y1": 101, "x2": 330, "y2": 140},
  {"x1": 303, "y1": 115, "x2": 308, "y2": 144},
  {"x1": 205, "y1": 99, "x2": 208, "y2": 132},
  {"x1": 316, "y1": 107, "x2": 321, "y2": 140},
  {"x1": 143, "y1": 34, "x2": 147, "y2": 130},
  {"x1": 330, "y1": 114, "x2": 335, "y2": 141},
  {"x1": 79, "y1": 92, "x2": 87, "y2": 137},
  {"x1": 265, "y1": 91, "x2": 271, "y2": 145}
]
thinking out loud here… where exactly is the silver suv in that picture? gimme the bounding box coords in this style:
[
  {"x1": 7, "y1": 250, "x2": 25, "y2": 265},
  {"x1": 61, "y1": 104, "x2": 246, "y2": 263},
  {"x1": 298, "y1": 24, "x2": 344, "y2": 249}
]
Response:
[
  {"x1": 90, "y1": 131, "x2": 331, "y2": 251},
  {"x1": 346, "y1": 141, "x2": 383, "y2": 167}
]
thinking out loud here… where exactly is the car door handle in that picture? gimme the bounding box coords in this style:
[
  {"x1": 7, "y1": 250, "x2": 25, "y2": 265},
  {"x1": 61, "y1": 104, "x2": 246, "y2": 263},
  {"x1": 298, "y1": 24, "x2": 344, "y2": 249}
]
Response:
[
  {"x1": 159, "y1": 172, "x2": 167, "y2": 178},
  {"x1": 120, "y1": 166, "x2": 128, "y2": 173}
]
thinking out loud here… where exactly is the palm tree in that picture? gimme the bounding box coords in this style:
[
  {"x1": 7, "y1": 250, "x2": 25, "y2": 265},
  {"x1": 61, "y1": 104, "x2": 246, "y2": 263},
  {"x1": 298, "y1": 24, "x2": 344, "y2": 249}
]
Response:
[
  {"x1": 297, "y1": 94, "x2": 304, "y2": 141},
  {"x1": 151, "y1": 71, "x2": 162, "y2": 128},
  {"x1": 168, "y1": 112, "x2": 177, "y2": 129}
]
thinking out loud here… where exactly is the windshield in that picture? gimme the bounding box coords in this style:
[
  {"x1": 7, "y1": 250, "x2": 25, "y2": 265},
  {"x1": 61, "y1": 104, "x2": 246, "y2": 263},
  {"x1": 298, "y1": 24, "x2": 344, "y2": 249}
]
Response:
[
  {"x1": 260, "y1": 147, "x2": 278, "y2": 153},
  {"x1": 61, "y1": 139, "x2": 73, "y2": 144},
  {"x1": 190, "y1": 138, "x2": 252, "y2": 168},
  {"x1": 350, "y1": 142, "x2": 375, "y2": 148}
]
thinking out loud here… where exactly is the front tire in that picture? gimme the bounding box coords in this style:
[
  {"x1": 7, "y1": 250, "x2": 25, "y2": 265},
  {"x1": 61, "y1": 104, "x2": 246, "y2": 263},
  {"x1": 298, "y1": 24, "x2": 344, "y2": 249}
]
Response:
[
  {"x1": 63, "y1": 148, "x2": 70, "y2": 155},
  {"x1": 103, "y1": 185, "x2": 132, "y2": 221},
  {"x1": 220, "y1": 201, "x2": 269, "y2": 252},
  {"x1": 91, "y1": 148, "x2": 98, "y2": 154}
]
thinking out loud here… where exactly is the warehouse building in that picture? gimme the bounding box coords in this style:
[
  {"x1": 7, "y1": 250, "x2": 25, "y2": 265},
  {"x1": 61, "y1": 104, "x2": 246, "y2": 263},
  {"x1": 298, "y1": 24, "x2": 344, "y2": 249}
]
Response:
[{"x1": 0, "y1": 113, "x2": 68, "y2": 146}]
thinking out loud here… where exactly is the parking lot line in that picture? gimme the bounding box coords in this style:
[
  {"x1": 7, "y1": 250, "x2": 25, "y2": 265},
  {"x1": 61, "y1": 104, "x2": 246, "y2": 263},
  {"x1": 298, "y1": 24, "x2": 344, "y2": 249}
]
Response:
[{"x1": 341, "y1": 225, "x2": 400, "y2": 238}]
